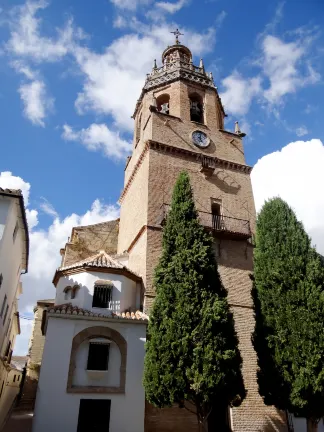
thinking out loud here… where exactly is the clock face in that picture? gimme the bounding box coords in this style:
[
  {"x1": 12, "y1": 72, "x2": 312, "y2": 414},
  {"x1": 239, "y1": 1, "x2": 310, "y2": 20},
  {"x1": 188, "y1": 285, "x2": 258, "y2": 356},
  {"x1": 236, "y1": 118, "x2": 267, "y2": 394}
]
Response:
[{"x1": 192, "y1": 130, "x2": 210, "y2": 148}]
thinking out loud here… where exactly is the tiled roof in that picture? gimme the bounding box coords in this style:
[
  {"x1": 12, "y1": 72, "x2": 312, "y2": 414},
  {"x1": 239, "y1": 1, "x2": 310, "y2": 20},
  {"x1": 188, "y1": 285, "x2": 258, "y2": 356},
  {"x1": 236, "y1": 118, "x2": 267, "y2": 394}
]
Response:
[
  {"x1": 48, "y1": 303, "x2": 148, "y2": 322},
  {"x1": 11, "y1": 356, "x2": 27, "y2": 371},
  {"x1": 54, "y1": 251, "x2": 140, "y2": 281}
]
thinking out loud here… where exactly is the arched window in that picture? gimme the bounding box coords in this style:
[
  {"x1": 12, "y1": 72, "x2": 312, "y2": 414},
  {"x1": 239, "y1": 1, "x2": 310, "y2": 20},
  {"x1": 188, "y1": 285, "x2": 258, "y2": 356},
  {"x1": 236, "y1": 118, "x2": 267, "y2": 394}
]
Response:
[
  {"x1": 71, "y1": 285, "x2": 80, "y2": 300},
  {"x1": 156, "y1": 94, "x2": 170, "y2": 115},
  {"x1": 190, "y1": 93, "x2": 204, "y2": 123},
  {"x1": 64, "y1": 286, "x2": 72, "y2": 301}
]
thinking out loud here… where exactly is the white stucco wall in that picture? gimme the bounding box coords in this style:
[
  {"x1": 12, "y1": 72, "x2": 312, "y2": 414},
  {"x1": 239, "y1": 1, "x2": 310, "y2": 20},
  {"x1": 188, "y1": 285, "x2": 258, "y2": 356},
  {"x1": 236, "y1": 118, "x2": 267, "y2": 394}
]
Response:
[
  {"x1": 55, "y1": 271, "x2": 138, "y2": 314},
  {"x1": 0, "y1": 196, "x2": 25, "y2": 358},
  {"x1": 0, "y1": 368, "x2": 22, "y2": 428},
  {"x1": 33, "y1": 316, "x2": 146, "y2": 432}
]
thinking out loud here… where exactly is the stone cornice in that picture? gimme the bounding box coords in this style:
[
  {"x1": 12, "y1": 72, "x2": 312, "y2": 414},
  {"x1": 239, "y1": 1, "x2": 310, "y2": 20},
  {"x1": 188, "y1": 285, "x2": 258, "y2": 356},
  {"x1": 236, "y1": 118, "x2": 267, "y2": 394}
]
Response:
[{"x1": 119, "y1": 140, "x2": 252, "y2": 203}]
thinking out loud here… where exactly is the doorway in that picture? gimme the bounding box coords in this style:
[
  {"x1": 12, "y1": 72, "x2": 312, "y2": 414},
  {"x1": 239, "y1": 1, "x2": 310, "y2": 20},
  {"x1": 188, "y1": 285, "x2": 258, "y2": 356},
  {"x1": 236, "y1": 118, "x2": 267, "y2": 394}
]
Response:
[{"x1": 77, "y1": 399, "x2": 111, "y2": 432}]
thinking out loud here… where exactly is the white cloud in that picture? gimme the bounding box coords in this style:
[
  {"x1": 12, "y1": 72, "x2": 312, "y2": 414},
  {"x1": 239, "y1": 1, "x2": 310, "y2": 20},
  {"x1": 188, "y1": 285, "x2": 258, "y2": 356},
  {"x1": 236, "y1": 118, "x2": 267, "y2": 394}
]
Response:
[
  {"x1": 220, "y1": 72, "x2": 262, "y2": 116},
  {"x1": 18, "y1": 80, "x2": 53, "y2": 127},
  {"x1": 0, "y1": 171, "x2": 31, "y2": 205},
  {"x1": 40, "y1": 198, "x2": 58, "y2": 218},
  {"x1": 156, "y1": 0, "x2": 189, "y2": 14},
  {"x1": 262, "y1": 35, "x2": 320, "y2": 104},
  {"x1": 0, "y1": 171, "x2": 120, "y2": 355},
  {"x1": 251, "y1": 139, "x2": 324, "y2": 254},
  {"x1": 62, "y1": 123, "x2": 131, "y2": 160},
  {"x1": 109, "y1": 0, "x2": 151, "y2": 10},
  {"x1": 11, "y1": 60, "x2": 38, "y2": 80},
  {"x1": 296, "y1": 126, "x2": 308, "y2": 137},
  {"x1": 73, "y1": 24, "x2": 217, "y2": 131},
  {"x1": 6, "y1": 0, "x2": 83, "y2": 62}
]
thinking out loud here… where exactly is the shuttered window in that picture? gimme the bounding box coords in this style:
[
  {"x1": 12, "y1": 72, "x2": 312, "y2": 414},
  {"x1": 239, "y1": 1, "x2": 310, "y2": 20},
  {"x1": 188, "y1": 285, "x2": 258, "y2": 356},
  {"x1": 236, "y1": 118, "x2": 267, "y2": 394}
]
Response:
[
  {"x1": 87, "y1": 342, "x2": 110, "y2": 371},
  {"x1": 92, "y1": 285, "x2": 112, "y2": 308}
]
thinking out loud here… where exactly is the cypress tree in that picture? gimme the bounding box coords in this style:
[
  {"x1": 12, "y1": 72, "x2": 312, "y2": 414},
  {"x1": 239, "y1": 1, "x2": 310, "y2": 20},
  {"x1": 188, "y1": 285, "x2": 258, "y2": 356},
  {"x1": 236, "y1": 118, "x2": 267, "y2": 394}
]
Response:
[
  {"x1": 143, "y1": 171, "x2": 245, "y2": 430},
  {"x1": 253, "y1": 197, "x2": 324, "y2": 431}
]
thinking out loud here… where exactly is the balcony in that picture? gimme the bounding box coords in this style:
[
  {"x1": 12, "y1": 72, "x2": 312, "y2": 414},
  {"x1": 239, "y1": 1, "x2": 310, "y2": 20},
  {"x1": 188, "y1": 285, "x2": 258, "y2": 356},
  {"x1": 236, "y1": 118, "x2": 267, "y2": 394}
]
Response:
[{"x1": 158, "y1": 204, "x2": 251, "y2": 240}]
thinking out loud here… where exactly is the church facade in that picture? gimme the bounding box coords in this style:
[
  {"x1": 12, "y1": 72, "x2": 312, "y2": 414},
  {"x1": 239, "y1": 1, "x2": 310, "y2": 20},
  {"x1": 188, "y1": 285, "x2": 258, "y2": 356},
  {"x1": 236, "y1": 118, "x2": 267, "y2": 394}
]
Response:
[{"x1": 33, "y1": 37, "x2": 288, "y2": 431}]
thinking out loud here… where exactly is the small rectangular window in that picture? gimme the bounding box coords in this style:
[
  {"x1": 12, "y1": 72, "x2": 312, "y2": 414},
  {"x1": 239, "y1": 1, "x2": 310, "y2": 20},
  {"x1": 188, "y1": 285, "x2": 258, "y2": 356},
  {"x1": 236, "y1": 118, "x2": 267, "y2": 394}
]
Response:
[
  {"x1": 0, "y1": 274, "x2": 2, "y2": 289},
  {"x1": 92, "y1": 285, "x2": 112, "y2": 308},
  {"x1": 3, "y1": 304, "x2": 9, "y2": 325},
  {"x1": 13, "y1": 375, "x2": 16, "y2": 383},
  {"x1": 87, "y1": 342, "x2": 110, "y2": 371},
  {"x1": 17, "y1": 375, "x2": 20, "y2": 382},
  {"x1": 13, "y1": 222, "x2": 19, "y2": 242},
  {"x1": 0, "y1": 295, "x2": 7, "y2": 318}
]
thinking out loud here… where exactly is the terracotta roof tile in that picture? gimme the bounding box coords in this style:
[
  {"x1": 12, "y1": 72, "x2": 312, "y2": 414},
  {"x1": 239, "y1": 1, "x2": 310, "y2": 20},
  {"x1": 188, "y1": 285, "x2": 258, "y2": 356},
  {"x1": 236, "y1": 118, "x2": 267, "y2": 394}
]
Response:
[
  {"x1": 48, "y1": 303, "x2": 148, "y2": 322},
  {"x1": 55, "y1": 251, "x2": 140, "y2": 281}
]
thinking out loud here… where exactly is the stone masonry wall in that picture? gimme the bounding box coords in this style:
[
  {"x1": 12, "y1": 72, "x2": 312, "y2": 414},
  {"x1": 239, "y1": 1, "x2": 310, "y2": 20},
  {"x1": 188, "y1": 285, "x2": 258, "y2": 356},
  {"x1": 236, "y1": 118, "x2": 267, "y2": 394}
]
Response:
[{"x1": 19, "y1": 300, "x2": 54, "y2": 410}]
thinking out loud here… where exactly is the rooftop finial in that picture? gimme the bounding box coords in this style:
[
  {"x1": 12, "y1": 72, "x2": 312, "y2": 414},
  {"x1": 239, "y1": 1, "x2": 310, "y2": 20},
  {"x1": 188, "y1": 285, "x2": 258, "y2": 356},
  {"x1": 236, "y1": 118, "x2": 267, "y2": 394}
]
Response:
[
  {"x1": 171, "y1": 28, "x2": 184, "y2": 45},
  {"x1": 235, "y1": 121, "x2": 246, "y2": 138}
]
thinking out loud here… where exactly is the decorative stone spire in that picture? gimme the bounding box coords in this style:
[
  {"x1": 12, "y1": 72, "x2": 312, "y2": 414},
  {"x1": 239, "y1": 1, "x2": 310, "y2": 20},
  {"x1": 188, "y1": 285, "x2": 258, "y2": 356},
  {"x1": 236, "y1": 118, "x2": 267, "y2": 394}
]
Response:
[
  {"x1": 170, "y1": 28, "x2": 184, "y2": 45},
  {"x1": 235, "y1": 121, "x2": 246, "y2": 138}
]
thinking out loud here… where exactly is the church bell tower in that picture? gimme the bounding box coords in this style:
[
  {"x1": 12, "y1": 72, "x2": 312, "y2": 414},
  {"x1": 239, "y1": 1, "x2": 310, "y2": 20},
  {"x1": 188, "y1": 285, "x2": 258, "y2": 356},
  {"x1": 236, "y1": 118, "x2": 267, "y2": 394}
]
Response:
[{"x1": 118, "y1": 31, "x2": 287, "y2": 432}]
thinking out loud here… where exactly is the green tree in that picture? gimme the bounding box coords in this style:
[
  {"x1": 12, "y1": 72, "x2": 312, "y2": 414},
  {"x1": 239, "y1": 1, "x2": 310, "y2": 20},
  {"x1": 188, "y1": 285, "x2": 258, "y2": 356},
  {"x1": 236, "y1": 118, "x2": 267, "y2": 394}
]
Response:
[
  {"x1": 253, "y1": 197, "x2": 324, "y2": 432},
  {"x1": 143, "y1": 171, "x2": 245, "y2": 431}
]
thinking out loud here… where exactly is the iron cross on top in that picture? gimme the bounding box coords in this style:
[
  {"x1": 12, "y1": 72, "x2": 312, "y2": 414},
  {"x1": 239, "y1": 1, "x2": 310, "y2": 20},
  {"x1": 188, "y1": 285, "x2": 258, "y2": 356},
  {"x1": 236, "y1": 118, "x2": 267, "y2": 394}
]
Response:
[{"x1": 171, "y1": 29, "x2": 184, "y2": 44}]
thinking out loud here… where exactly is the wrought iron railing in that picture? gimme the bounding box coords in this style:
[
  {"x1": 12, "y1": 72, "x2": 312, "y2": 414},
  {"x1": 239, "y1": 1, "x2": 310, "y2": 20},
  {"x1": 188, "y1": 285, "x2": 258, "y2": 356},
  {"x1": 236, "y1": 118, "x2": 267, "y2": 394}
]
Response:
[{"x1": 159, "y1": 204, "x2": 251, "y2": 239}]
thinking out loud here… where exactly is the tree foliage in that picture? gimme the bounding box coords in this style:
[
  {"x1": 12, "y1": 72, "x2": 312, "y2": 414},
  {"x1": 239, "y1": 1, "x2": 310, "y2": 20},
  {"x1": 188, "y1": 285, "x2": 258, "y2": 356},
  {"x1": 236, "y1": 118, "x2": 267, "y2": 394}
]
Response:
[
  {"x1": 143, "y1": 171, "x2": 245, "y2": 429},
  {"x1": 253, "y1": 197, "x2": 324, "y2": 428}
]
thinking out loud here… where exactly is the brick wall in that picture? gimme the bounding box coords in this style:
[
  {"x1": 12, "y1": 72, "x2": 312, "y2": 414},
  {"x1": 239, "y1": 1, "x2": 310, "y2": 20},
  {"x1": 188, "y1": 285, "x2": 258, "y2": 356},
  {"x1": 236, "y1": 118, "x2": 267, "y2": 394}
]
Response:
[{"x1": 118, "y1": 69, "x2": 287, "y2": 430}]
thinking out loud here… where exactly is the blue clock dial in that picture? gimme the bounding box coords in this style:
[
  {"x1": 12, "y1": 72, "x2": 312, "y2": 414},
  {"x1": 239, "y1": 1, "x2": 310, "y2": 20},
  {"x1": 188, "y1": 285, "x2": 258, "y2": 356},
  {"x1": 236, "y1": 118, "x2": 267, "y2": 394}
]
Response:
[{"x1": 192, "y1": 131, "x2": 210, "y2": 148}]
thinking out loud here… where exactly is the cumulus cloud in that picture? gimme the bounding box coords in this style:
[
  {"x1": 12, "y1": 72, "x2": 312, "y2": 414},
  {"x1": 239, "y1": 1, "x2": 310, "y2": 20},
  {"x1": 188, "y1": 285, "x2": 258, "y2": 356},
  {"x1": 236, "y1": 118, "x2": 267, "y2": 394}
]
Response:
[
  {"x1": 296, "y1": 126, "x2": 308, "y2": 137},
  {"x1": 251, "y1": 139, "x2": 324, "y2": 253},
  {"x1": 109, "y1": 0, "x2": 151, "y2": 10},
  {"x1": 6, "y1": 0, "x2": 83, "y2": 62},
  {"x1": 73, "y1": 23, "x2": 217, "y2": 131},
  {"x1": 220, "y1": 23, "x2": 320, "y2": 120},
  {"x1": 0, "y1": 171, "x2": 32, "y2": 205},
  {"x1": 262, "y1": 35, "x2": 320, "y2": 104},
  {"x1": 220, "y1": 72, "x2": 261, "y2": 116},
  {"x1": 156, "y1": 0, "x2": 189, "y2": 14},
  {"x1": 62, "y1": 123, "x2": 131, "y2": 160},
  {"x1": 18, "y1": 80, "x2": 53, "y2": 126},
  {"x1": 0, "y1": 171, "x2": 120, "y2": 355}
]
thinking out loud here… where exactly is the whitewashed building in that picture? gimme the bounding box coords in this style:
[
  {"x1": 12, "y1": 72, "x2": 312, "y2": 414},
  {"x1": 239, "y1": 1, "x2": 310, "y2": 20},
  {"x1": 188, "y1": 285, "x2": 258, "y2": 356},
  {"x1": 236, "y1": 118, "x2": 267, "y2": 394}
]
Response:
[
  {"x1": 0, "y1": 188, "x2": 28, "y2": 428},
  {"x1": 33, "y1": 250, "x2": 147, "y2": 432}
]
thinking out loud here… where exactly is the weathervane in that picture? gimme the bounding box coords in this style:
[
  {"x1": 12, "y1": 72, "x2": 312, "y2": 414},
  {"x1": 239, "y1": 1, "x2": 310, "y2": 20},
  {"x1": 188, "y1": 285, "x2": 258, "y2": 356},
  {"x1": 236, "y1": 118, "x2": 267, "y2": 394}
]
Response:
[{"x1": 171, "y1": 28, "x2": 184, "y2": 45}]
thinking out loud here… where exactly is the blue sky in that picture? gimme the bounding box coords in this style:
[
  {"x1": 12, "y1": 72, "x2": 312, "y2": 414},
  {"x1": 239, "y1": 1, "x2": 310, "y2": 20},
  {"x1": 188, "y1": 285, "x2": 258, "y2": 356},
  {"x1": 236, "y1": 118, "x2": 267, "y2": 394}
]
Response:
[{"x1": 1, "y1": 0, "x2": 324, "y2": 353}]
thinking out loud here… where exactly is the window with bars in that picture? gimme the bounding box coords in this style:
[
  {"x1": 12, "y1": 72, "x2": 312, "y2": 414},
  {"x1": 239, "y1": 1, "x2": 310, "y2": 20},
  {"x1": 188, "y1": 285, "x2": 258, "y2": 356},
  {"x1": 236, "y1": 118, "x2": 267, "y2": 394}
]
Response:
[
  {"x1": 92, "y1": 285, "x2": 112, "y2": 308},
  {"x1": 87, "y1": 342, "x2": 110, "y2": 371}
]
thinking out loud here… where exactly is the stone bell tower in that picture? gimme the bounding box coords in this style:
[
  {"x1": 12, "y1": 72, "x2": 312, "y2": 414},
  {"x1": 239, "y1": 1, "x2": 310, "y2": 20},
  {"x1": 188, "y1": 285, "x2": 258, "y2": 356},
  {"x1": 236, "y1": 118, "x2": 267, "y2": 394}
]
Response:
[{"x1": 118, "y1": 31, "x2": 287, "y2": 432}]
